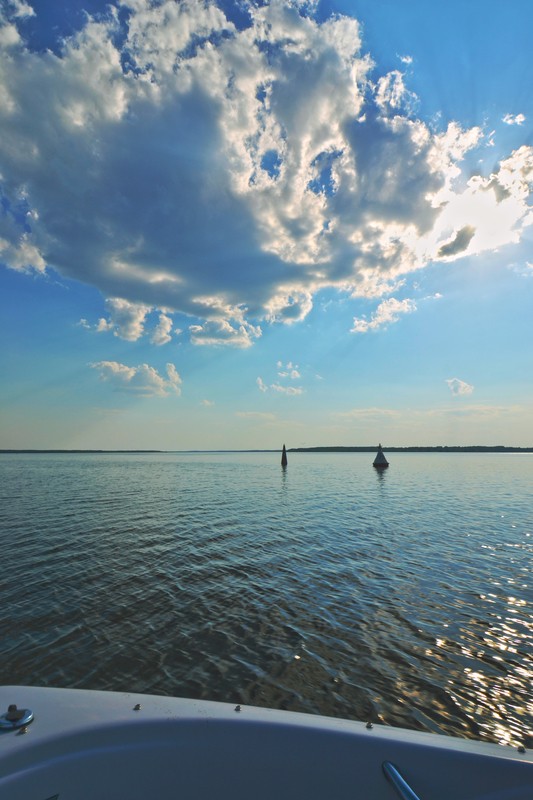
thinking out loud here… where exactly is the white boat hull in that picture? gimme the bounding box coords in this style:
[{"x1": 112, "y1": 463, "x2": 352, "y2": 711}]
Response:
[{"x1": 0, "y1": 686, "x2": 531, "y2": 800}]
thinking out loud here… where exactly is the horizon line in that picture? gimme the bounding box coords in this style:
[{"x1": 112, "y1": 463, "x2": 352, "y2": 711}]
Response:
[{"x1": 2, "y1": 445, "x2": 533, "y2": 454}]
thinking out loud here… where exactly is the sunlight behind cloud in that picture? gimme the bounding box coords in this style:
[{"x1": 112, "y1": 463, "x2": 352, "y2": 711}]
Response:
[{"x1": 0, "y1": 0, "x2": 532, "y2": 345}]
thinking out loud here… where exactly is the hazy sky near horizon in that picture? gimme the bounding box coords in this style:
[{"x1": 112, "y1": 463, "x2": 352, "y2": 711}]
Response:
[{"x1": 1, "y1": 0, "x2": 532, "y2": 450}]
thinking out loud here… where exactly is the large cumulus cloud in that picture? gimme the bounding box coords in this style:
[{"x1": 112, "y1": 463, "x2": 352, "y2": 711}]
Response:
[{"x1": 1, "y1": 0, "x2": 532, "y2": 344}]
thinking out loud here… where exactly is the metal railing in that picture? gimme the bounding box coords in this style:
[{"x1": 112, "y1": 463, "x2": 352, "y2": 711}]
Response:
[{"x1": 383, "y1": 761, "x2": 422, "y2": 800}]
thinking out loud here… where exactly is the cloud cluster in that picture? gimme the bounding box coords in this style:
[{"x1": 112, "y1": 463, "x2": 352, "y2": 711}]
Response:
[
  {"x1": 502, "y1": 113, "x2": 525, "y2": 126},
  {"x1": 189, "y1": 319, "x2": 261, "y2": 348},
  {"x1": 1, "y1": 0, "x2": 532, "y2": 345},
  {"x1": 257, "y1": 360, "x2": 304, "y2": 395},
  {"x1": 91, "y1": 360, "x2": 182, "y2": 396},
  {"x1": 277, "y1": 360, "x2": 301, "y2": 379},
  {"x1": 257, "y1": 377, "x2": 303, "y2": 396}
]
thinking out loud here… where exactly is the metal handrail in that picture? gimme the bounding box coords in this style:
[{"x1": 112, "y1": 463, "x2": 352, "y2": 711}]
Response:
[{"x1": 382, "y1": 761, "x2": 422, "y2": 800}]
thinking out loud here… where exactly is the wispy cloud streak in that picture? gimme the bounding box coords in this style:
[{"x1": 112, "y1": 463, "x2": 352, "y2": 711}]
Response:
[{"x1": 351, "y1": 297, "x2": 416, "y2": 332}]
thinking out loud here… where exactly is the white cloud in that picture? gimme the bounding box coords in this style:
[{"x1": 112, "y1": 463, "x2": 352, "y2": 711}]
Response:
[
  {"x1": 165, "y1": 363, "x2": 182, "y2": 393},
  {"x1": 375, "y1": 70, "x2": 417, "y2": 114},
  {"x1": 189, "y1": 319, "x2": 261, "y2": 348},
  {"x1": 446, "y1": 378, "x2": 474, "y2": 397},
  {"x1": 201, "y1": 399, "x2": 214, "y2": 407},
  {"x1": 0, "y1": 0, "x2": 531, "y2": 341},
  {"x1": 0, "y1": 235, "x2": 46, "y2": 271},
  {"x1": 96, "y1": 317, "x2": 114, "y2": 334},
  {"x1": 3, "y1": 0, "x2": 35, "y2": 17},
  {"x1": 265, "y1": 291, "x2": 314, "y2": 325},
  {"x1": 151, "y1": 313, "x2": 173, "y2": 345},
  {"x1": 97, "y1": 298, "x2": 151, "y2": 341},
  {"x1": 91, "y1": 361, "x2": 182, "y2": 396},
  {"x1": 277, "y1": 361, "x2": 301, "y2": 379},
  {"x1": 502, "y1": 113, "x2": 525, "y2": 126},
  {"x1": 256, "y1": 379, "x2": 304, "y2": 395},
  {"x1": 259, "y1": 359, "x2": 304, "y2": 394},
  {"x1": 351, "y1": 297, "x2": 416, "y2": 333},
  {"x1": 91, "y1": 303, "x2": 176, "y2": 344},
  {"x1": 270, "y1": 383, "x2": 304, "y2": 395}
]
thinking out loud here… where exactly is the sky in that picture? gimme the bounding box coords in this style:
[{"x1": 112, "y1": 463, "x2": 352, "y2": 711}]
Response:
[{"x1": 1, "y1": 0, "x2": 532, "y2": 450}]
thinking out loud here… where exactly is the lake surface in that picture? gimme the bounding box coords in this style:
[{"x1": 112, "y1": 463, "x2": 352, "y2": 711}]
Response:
[{"x1": 1, "y1": 451, "x2": 531, "y2": 747}]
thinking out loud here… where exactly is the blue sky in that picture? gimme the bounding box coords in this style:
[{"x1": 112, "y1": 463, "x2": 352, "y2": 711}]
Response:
[{"x1": 1, "y1": 0, "x2": 532, "y2": 450}]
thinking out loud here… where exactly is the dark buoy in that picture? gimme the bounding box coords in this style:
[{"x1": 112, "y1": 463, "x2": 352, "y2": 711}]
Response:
[
  {"x1": 373, "y1": 443, "x2": 389, "y2": 469},
  {"x1": 281, "y1": 444, "x2": 288, "y2": 467}
]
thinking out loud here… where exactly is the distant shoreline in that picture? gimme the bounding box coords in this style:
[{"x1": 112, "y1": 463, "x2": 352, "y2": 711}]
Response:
[
  {"x1": 289, "y1": 445, "x2": 533, "y2": 453},
  {"x1": 1, "y1": 446, "x2": 533, "y2": 454},
  {"x1": 0, "y1": 449, "x2": 277, "y2": 454}
]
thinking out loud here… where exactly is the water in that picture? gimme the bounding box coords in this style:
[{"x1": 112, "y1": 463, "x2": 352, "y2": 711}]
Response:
[{"x1": 1, "y1": 451, "x2": 531, "y2": 747}]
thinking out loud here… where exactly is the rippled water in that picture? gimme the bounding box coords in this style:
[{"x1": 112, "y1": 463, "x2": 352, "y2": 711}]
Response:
[{"x1": 1, "y1": 451, "x2": 531, "y2": 747}]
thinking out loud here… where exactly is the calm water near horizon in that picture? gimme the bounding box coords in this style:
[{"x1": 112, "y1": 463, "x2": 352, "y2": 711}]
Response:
[{"x1": 1, "y1": 451, "x2": 531, "y2": 747}]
